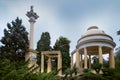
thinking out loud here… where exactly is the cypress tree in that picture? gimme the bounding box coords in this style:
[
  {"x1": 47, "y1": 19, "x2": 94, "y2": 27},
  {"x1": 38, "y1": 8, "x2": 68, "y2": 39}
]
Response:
[
  {"x1": 36, "y1": 32, "x2": 51, "y2": 68},
  {"x1": 54, "y1": 36, "x2": 71, "y2": 72}
]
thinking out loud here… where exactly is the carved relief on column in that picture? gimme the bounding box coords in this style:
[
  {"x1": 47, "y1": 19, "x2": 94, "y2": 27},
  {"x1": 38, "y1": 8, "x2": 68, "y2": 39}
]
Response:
[
  {"x1": 84, "y1": 48, "x2": 88, "y2": 69},
  {"x1": 98, "y1": 46, "x2": 103, "y2": 64},
  {"x1": 109, "y1": 49, "x2": 115, "y2": 68}
]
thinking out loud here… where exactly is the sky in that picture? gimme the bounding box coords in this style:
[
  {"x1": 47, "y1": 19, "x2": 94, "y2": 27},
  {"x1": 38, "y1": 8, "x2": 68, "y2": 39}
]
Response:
[{"x1": 0, "y1": 0, "x2": 120, "y2": 55}]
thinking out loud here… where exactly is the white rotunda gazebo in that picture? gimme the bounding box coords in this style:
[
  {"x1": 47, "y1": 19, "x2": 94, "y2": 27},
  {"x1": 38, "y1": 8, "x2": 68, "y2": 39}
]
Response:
[{"x1": 71, "y1": 26, "x2": 116, "y2": 71}]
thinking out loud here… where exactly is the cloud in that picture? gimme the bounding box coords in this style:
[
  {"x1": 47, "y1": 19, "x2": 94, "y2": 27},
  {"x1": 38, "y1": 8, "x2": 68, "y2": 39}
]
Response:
[{"x1": 0, "y1": 0, "x2": 120, "y2": 52}]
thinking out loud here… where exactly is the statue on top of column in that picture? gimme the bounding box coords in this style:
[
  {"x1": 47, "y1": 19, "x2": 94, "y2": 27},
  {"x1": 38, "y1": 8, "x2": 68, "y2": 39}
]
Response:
[{"x1": 26, "y1": 5, "x2": 39, "y2": 22}]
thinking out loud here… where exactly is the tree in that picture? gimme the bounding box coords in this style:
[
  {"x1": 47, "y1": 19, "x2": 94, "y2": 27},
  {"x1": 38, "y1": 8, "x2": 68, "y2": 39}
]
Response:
[
  {"x1": 36, "y1": 32, "x2": 51, "y2": 67},
  {"x1": 0, "y1": 59, "x2": 29, "y2": 80},
  {"x1": 117, "y1": 30, "x2": 120, "y2": 35},
  {"x1": 53, "y1": 36, "x2": 71, "y2": 72},
  {"x1": 115, "y1": 30, "x2": 120, "y2": 69},
  {"x1": 92, "y1": 56, "x2": 102, "y2": 74},
  {"x1": 0, "y1": 58, "x2": 60, "y2": 80},
  {"x1": 0, "y1": 17, "x2": 29, "y2": 61},
  {"x1": 63, "y1": 65, "x2": 78, "y2": 80}
]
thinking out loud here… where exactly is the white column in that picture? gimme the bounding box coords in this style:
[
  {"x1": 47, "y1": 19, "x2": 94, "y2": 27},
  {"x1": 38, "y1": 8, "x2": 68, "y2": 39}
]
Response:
[
  {"x1": 58, "y1": 53, "x2": 62, "y2": 75},
  {"x1": 84, "y1": 48, "x2": 87, "y2": 69},
  {"x1": 109, "y1": 49, "x2": 115, "y2": 68},
  {"x1": 76, "y1": 49, "x2": 80, "y2": 70},
  {"x1": 47, "y1": 57, "x2": 52, "y2": 73},
  {"x1": 29, "y1": 22, "x2": 34, "y2": 49},
  {"x1": 99, "y1": 46, "x2": 103, "y2": 64},
  {"x1": 41, "y1": 53, "x2": 44, "y2": 73}
]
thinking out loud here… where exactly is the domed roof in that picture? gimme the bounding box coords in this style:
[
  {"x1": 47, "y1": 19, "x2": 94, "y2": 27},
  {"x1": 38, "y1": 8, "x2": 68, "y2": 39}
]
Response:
[
  {"x1": 76, "y1": 26, "x2": 116, "y2": 50},
  {"x1": 82, "y1": 26, "x2": 105, "y2": 37}
]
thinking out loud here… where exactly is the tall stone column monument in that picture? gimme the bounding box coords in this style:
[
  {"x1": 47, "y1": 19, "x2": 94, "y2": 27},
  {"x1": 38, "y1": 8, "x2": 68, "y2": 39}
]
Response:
[{"x1": 25, "y1": 6, "x2": 39, "y2": 69}]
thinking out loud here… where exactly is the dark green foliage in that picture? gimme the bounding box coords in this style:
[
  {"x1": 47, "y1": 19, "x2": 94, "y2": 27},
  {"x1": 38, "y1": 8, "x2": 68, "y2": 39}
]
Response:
[
  {"x1": 115, "y1": 48, "x2": 120, "y2": 66},
  {"x1": 82, "y1": 59, "x2": 120, "y2": 80},
  {"x1": 83, "y1": 69, "x2": 90, "y2": 73},
  {"x1": 102, "y1": 68, "x2": 115, "y2": 76},
  {"x1": 116, "y1": 29, "x2": 120, "y2": 67},
  {"x1": 92, "y1": 56, "x2": 102, "y2": 74},
  {"x1": 0, "y1": 17, "x2": 29, "y2": 61},
  {"x1": 92, "y1": 63, "x2": 102, "y2": 74},
  {"x1": 0, "y1": 59, "x2": 28, "y2": 80},
  {"x1": 117, "y1": 30, "x2": 120, "y2": 35},
  {"x1": 53, "y1": 36, "x2": 71, "y2": 72},
  {"x1": 63, "y1": 66, "x2": 78, "y2": 80},
  {"x1": 83, "y1": 72, "x2": 104, "y2": 80},
  {"x1": 36, "y1": 32, "x2": 51, "y2": 67},
  {"x1": 36, "y1": 32, "x2": 51, "y2": 51},
  {"x1": 103, "y1": 59, "x2": 109, "y2": 68},
  {"x1": 83, "y1": 72, "x2": 94, "y2": 80},
  {"x1": 102, "y1": 68, "x2": 120, "y2": 80},
  {"x1": 84, "y1": 72, "x2": 105, "y2": 80},
  {"x1": 0, "y1": 59, "x2": 59, "y2": 80},
  {"x1": 37, "y1": 71, "x2": 59, "y2": 80}
]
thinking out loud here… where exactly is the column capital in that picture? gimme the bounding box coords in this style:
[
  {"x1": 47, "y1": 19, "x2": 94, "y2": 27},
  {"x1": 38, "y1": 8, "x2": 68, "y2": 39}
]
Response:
[
  {"x1": 29, "y1": 18, "x2": 36, "y2": 23},
  {"x1": 76, "y1": 49, "x2": 79, "y2": 52},
  {"x1": 26, "y1": 6, "x2": 39, "y2": 22},
  {"x1": 41, "y1": 52, "x2": 44, "y2": 55}
]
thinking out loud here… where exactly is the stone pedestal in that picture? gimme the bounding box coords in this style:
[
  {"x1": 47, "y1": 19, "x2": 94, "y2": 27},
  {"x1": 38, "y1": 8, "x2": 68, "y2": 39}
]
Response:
[{"x1": 25, "y1": 49, "x2": 38, "y2": 73}]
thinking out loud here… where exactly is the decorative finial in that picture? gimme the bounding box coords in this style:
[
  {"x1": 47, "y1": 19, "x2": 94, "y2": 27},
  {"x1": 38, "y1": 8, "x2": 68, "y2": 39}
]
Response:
[
  {"x1": 26, "y1": 6, "x2": 39, "y2": 23},
  {"x1": 31, "y1": 5, "x2": 33, "y2": 12}
]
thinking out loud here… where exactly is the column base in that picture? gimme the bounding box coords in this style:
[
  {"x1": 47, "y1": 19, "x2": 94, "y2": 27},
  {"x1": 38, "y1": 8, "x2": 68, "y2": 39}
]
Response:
[{"x1": 25, "y1": 49, "x2": 38, "y2": 73}]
